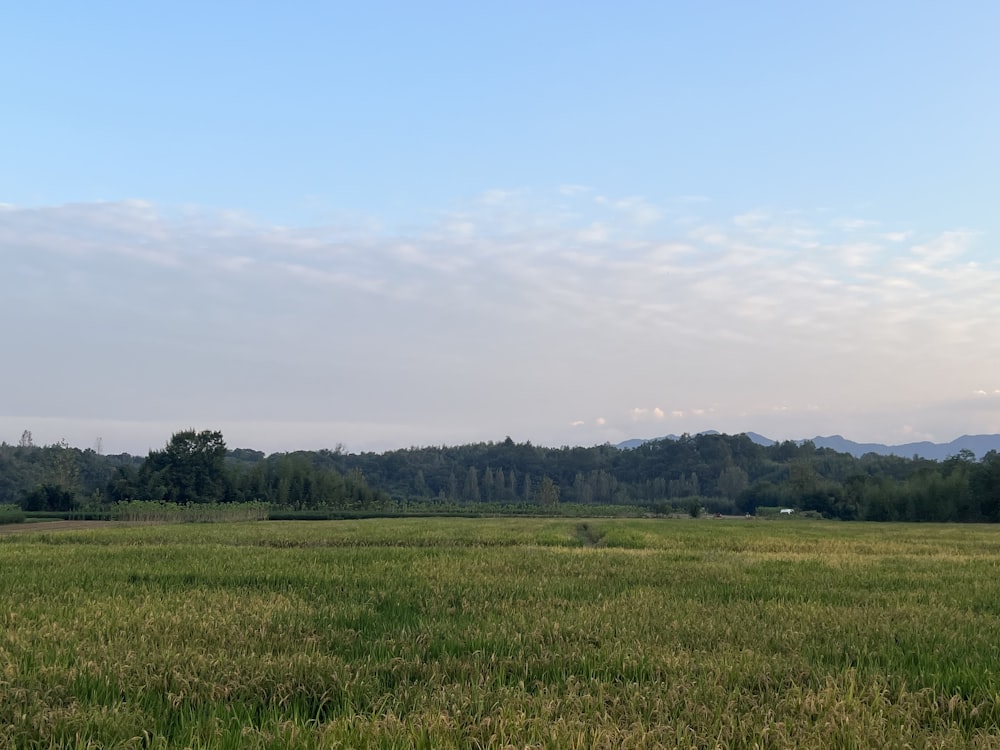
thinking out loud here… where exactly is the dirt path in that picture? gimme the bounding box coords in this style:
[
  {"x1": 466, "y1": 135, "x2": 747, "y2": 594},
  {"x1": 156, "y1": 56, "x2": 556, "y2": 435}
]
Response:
[{"x1": 0, "y1": 520, "x2": 115, "y2": 535}]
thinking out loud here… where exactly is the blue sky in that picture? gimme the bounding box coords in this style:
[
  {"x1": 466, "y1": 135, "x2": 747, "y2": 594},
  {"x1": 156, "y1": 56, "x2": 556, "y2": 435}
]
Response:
[{"x1": 3, "y1": 2, "x2": 999, "y2": 453}]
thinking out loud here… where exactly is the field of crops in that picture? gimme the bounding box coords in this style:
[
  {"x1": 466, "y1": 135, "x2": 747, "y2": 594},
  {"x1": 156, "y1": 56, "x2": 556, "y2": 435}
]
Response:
[{"x1": 2, "y1": 518, "x2": 1000, "y2": 748}]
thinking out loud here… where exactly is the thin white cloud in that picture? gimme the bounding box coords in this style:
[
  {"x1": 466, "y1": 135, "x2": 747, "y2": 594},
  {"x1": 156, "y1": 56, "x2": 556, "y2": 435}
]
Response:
[
  {"x1": 479, "y1": 189, "x2": 518, "y2": 205},
  {"x1": 612, "y1": 197, "x2": 662, "y2": 227},
  {"x1": 833, "y1": 218, "x2": 878, "y2": 232},
  {"x1": 118, "y1": 245, "x2": 182, "y2": 267},
  {"x1": 2, "y1": 194, "x2": 998, "y2": 452},
  {"x1": 910, "y1": 230, "x2": 977, "y2": 266},
  {"x1": 733, "y1": 211, "x2": 770, "y2": 228},
  {"x1": 594, "y1": 195, "x2": 662, "y2": 227},
  {"x1": 838, "y1": 242, "x2": 881, "y2": 268},
  {"x1": 215, "y1": 255, "x2": 255, "y2": 272},
  {"x1": 577, "y1": 223, "x2": 608, "y2": 243},
  {"x1": 273, "y1": 262, "x2": 385, "y2": 294}
]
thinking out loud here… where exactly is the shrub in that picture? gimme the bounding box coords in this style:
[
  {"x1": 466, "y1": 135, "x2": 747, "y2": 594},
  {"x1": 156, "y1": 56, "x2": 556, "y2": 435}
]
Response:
[
  {"x1": 0, "y1": 504, "x2": 25, "y2": 525},
  {"x1": 700, "y1": 497, "x2": 738, "y2": 516}
]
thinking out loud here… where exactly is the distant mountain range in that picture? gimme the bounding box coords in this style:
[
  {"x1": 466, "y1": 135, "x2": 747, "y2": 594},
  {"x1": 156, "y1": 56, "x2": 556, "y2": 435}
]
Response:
[{"x1": 616, "y1": 432, "x2": 1000, "y2": 461}]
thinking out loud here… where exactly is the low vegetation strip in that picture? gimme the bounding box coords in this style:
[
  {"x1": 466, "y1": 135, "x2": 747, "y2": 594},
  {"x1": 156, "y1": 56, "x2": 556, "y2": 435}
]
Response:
[{"x1": 1, "y1": 519, "x2": 999, "y2": 748}]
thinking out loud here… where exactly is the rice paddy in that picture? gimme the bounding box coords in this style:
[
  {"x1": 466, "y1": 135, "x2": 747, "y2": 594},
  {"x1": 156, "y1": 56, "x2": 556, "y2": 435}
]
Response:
[{"x1": 2, "y1": 518, "x2": 1000, "y2": 748}]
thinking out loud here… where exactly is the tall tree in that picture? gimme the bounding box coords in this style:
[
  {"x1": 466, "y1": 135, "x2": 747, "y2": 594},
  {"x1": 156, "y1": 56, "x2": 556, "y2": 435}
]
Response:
[
  {"x1": 718, "y1": 465, "x2": 749, "y2": 501},
  {"x1": 481, "y1": 467, "x2": 495, "y2": 502},
  {"x1": 141, "y1": 430, "x2": 230, "y2": 504},
  {"x1": 539, "y1": 476, "x2": 560, "y2": 508},
  {"x1": 463, "y1": 467, "x2": 480, "y2": 503},
  {"x1": 413, "y1": 469, "x2": 429, "y2": 498}
]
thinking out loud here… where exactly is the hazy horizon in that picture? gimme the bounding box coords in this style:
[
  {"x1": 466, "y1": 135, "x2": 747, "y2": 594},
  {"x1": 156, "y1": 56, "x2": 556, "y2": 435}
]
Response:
[{"x1": 4, "y1": 417, "x2": 999, "y2": 458}]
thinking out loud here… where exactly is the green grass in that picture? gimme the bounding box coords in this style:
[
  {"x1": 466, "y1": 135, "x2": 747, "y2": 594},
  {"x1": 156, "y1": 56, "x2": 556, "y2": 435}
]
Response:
[{"x1": 2, "y1": 518, "x2": 1000, "y2": 747}]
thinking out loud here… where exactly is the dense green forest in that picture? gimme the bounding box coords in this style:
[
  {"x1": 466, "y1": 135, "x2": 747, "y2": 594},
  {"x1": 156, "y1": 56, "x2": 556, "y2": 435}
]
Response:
[{"x1": 2, "y1": 429, "x2": 999, "y2": 522}]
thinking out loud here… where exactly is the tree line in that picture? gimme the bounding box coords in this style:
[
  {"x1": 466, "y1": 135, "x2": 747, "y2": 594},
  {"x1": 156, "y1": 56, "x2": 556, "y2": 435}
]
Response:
[
  {"x1": 1, "y1": 430, "x2": 385, "y2": 513},
  {"x1": 1, "y1": 430, "x2": 999, "y2": 521}
]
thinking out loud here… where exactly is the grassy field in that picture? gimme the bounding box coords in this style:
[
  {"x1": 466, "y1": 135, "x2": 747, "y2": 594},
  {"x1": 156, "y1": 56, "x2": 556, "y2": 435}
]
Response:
[{"x1": 2, "y1": 518, "x2": 1000, "y2": 748}]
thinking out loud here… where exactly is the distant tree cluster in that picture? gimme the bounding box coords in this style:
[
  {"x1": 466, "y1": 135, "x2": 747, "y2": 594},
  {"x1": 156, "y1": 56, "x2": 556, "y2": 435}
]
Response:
[
  {"x1": 322, "y1": 433, "x2": 1000, "y2": 522},
  {"x1": 2, "y1": 430, "x2": 384, "y2": 512},
  {"x1": 2, "y1": 429, "x2": 999, "y2": 522}
]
